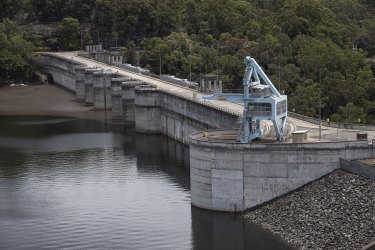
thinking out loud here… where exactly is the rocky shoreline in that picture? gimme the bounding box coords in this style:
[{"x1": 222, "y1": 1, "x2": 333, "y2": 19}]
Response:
[{"x1": 244, "y1": 170, "x2": 374, "y2": 250}]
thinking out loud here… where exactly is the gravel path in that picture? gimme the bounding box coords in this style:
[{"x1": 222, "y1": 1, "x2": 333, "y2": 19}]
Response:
[{"x1": 244, "y1": 170, "x2": 374, "y2": 250}]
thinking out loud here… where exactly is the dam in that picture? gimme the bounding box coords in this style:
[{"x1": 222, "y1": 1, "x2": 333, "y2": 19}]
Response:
[{"x1": 38, "y1": 52, "x2": 375, "y2": 212}]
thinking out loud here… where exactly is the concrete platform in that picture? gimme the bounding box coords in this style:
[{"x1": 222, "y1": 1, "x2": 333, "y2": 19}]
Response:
[{"x1": 189, "y1": 130, "x2": 374, "y2": 212}]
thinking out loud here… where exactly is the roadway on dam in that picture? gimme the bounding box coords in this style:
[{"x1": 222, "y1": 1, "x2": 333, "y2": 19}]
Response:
[{"x1": 49, "y1": 52, "x2": 375, "y2": 143}]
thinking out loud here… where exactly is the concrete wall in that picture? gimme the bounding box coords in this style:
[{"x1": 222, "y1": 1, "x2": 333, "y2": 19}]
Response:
[
  {"x1": 189, "y1": 130, "x2": 374, "y2": 212},
  {"x1": 111, "y1": 77, "x2": 132, "y2": 119},
  {"x1": 135, "y1": 85, "x2": 162, "y2": 133},
  {"x1": 135, "y1": 86, "x2": 240, "y2": 144},
  {"x1": 340, "y1": 159, "x2": 375, "y2": 180},
  {"x1": 122, "y1": 80, "x2": 144, "y2": 123},
  {"x1": 39, "y1": 54, "x2": 239, "y2": 143},
  {"x1": 75, "y1": 66, "x2": 88, "y2": 101},
  {"x1": 38, "y1": 54, "x2": 82, "y2": 92},
  {"x1": 93, "y1": 71, "x2": 115, "y2": 109},
  {"x1": 84, "y1": 68, "x2": 101, "y2": 105}
]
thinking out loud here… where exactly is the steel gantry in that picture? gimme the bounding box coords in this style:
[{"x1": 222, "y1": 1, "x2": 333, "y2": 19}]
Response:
[{"x1": 203, "y1": 56, "x2": 287, "y2": 143}]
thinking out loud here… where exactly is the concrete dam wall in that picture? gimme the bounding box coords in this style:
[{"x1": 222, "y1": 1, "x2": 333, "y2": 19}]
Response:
[
  {"x1": 39, "y1": 53, "x2": 374, "y2": 213},
  {"x1": 135, "y1": 85, "x2": 239, "y2": 143},
  {"x1": 189, "y1": 130, "x2": 374, "y2": 212},
  {"x1": 38, "y1": 54, "x2": 81, "y2": 92},
  {"x1": 39, "y1": 53, "x2": 240, "y2": 144}
]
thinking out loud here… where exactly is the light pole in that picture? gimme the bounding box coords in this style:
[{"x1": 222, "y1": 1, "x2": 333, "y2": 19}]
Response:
[
  {"x1": 102, "y1": 69, "x2": 107, "y2": 121},
  {"x1": 278, "y1": 52, "x2": 281, "y2": 91},
  {"x1": 173, "y1": 50, "x2": 192, "y2": 82},
  {"x1": 136, "y1": 50, "x2": 152, "y2": 75},
  {"x1": 134, "y1": 37, "x2": 144, "y2": 74},
  {"x1": 137, "y1": 49, "x2": 140, "y2": 74},
  {"x1": 159, "y1": 49, "x2": 162, "y2": 76},
  {"x1": 80, "y1": 28, "x2": 88, "y2": 51},
  {"x1": 181, "y1": 49, "x2": 192, "y2": 83},
  {"x1": 319, "y1": 69, "x2": 322, "y2": 141},
  {"x1": 189, "y1": 54, "x2": 192, "y2": 83},
  {"x1": 80, "y1": 30, "x2": 83, "y2": 51},
  {"x1": 97, "y1": 30, "x2": 100, "y2": 46}
]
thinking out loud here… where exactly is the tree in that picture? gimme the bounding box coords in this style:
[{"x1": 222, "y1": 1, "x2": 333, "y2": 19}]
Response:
[
  {"x1": 57, "y1": 17, "x2": 80, "y2": 50},
  {"x1": 0, "y1": 19, "x2": 36, "y2": 83},
  {"x1": 0, "y1": 50, "x2": 30, "y2": 81},
  {"x1": 338, "y1": 102, "x2": 366, "y2": 123},
  {"x1": 0, "y1": 0, "x2": 21, "y2": 20},
  {"x1": 288, "y1": 83, "x2": 322, "y2": 118}
]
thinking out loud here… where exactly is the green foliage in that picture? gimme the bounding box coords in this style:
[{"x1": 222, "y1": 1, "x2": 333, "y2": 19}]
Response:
[
  {"x1": 56, "y1": 17, "x2": 80, "y2": 50},
  {"x1": 4, "y1": 0, "x2": 375, "y2": 124},
  {"x1": 288, "y1": 83, "x2": 322, "y2": 118},
  {"x1": 0, "y1": 50, "x2": 29, "y2": 80},
  {"x1": 27, "y1": 0, "x2": 96, "y2": 22},
  {"x1": 0, "y1": 19, "x2": 36, "y2": 83},
  {"x1": 338, "y1": 102, "x2": 366, "y2": 123},
  {"x1": 0, "y1": 0, "x2": 21, "y2": 20}
]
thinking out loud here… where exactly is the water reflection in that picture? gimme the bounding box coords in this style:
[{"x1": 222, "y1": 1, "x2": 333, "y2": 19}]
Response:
[
  {"x1": 0, "y1": 116, "x2": 292, "y2": 249},
  {"x1": 136, "y1": 133, "x2": 190, "y2": 191},
  {"x1": 192, "y1": 207, "x2": 294, "y2": 250}
]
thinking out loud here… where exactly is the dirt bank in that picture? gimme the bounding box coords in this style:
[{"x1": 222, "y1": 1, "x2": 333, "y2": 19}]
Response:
[{"x1": 0, "y1": 84, "x2": 111, "y2": 120}]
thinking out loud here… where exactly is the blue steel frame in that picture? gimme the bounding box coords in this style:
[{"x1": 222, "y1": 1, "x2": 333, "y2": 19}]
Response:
[{"x1": 203, "y1": 56, "x2": 287, "y2": 143}]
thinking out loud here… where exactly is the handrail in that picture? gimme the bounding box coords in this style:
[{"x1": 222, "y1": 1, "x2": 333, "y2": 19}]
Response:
[{"x1": 289, "y1": 112, "x2": 375, "y2": 131}]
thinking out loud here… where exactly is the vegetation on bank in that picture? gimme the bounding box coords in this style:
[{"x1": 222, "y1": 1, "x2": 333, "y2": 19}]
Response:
[
  {"x1": 1, "y1": 0, "x2": 375, "y2": 124},
  {"x1": 0, "y1": 19, "x2": 37, "y2": 84}
]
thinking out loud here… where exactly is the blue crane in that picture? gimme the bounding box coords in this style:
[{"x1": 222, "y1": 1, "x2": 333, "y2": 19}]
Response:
[{"x1": 203, "y1": 56, "x2": 287, "y2": 143}]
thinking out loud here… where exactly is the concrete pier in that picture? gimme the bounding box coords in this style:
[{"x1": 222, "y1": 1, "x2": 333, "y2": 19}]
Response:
[
  {"x1": 84, "y1": 68, "x2": 100, "y2": 105},
  {"x1": 75, "y1": 66, "x2": 87, "y2": 101},
  {"x1": 122, "y1": 80, "x2": 144, "y2": 123},
  {"x1": 111, "y1": 77, "x2": 132, "y2": 119},
  {"x1": 135, "y1": 85, "x2": 162, "y2": 133},
  {"x1": 93, "y1": 70, "x2": 114, "y2": 109}
]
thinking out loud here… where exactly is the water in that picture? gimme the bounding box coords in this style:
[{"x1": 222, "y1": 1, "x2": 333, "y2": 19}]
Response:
[{"x1": 0, "y1": 115, "x2": 292, "y2": 250}]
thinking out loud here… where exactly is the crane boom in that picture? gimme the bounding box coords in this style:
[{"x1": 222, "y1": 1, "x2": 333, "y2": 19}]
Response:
[{"x1": 203, "y1": 56, "x2": 287, "y2": 143}]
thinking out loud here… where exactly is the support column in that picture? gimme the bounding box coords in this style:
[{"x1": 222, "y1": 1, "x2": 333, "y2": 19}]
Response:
[
  {"x1": 93, "y1": 70, "x2": 115, "y2": 109},
  {"x1": 122, "y1": 80, "x2": 144, "y2": 123},
  {"x1": 134, "y1": 84, "x2": 161, "y2": 133},
  {"x1": 111, "y1": 77, "x2": 132, "y2": 119},
  {"x1": 75, "y1": 66, "x2": 87, "y2": 101},
  {"x1": 84, "y1": 68, "x2": 101, "y2": 105}
]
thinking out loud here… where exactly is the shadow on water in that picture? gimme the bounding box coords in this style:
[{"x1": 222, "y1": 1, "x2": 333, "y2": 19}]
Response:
[
  {"x1": 191, "y1": 207, "x2": 294, "y2": 250},
  {"x1": 135, "y1": 133, "x2": 190, "y2": 191},
  {"x1": 0, "y1": 115, "x2": 111, "y2": 138}
]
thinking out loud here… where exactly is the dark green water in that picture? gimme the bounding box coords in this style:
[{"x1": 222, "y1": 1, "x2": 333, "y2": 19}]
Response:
[{"x1": 0, "y1": 115, "x2": 292, "y2": 249}]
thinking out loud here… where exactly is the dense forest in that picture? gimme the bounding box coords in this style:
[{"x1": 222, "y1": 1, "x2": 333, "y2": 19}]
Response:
[{"x1": 1, "y1": 0, "x2": 375, "y2": 124}]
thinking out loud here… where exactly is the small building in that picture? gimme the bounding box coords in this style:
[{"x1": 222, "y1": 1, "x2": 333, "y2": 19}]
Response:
[
  {"x1": 107, "y1": 52, "x2": 123, "y2": 65},
  {"x1": 84, "y1": 45, "x2": 123, "y2": 65},
  {"x1": 85, "y1": 44, "x2": 103, "y2": 53},
  {"x1": 200, "y1": 74, "x2": 222, "y2": 93},
  {"x1": 291, "y1": 130, "x2": 308, "y2": 143}
]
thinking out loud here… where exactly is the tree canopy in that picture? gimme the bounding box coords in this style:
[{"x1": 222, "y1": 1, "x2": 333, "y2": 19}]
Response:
[
  {"x1": 1, "y1": 0, "x2": 375, "y2": 123},
  {"x1": 0, "y1": 19, "x2": 36, "y2": 83}
]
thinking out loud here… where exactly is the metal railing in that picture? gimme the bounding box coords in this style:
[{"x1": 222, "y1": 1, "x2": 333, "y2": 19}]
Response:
[
  {"x1": 289, "y1": 112, "x2": 375, "y2": 131},
  {"x1": 222, "y1": 89, "x2": 243, "y2": 94}
]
